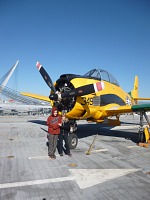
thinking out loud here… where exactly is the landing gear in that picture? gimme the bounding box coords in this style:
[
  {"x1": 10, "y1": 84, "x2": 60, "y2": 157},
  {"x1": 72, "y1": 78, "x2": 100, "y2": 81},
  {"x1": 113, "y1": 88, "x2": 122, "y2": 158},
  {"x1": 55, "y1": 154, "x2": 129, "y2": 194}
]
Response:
[
  {"x1": 138, "y1": 128, "x2": 146, "y2": 143},
  {"x1": 68, "y1": 133, "x2": 78, "y2": 149},
  {"x1": 68, "y1": 120, "x2": 78, "y2": 149},
  {"x1": 138, "y1": 111, "x2": 150, "y2": 146}
]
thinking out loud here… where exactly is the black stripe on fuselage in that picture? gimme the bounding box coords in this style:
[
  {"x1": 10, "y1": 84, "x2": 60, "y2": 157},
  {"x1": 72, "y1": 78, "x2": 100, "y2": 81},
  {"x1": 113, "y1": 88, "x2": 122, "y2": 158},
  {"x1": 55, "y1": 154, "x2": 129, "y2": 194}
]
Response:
[{"x1": 93, "y1": 94, "x2": 126, "y2": 106}]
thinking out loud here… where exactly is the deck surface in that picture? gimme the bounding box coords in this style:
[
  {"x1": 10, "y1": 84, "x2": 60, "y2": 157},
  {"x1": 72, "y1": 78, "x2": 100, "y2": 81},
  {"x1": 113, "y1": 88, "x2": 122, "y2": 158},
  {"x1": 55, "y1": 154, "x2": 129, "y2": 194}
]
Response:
[{"x1": 0, "y1": 115, "x2": 150, "y2": 200}]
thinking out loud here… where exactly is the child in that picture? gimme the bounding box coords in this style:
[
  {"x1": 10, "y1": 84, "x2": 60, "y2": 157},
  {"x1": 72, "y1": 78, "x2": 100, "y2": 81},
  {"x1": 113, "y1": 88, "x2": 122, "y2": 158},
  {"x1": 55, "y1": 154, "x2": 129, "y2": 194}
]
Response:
[{"x1": 58, "y1": 113, "x2": 72, "y2": 157}]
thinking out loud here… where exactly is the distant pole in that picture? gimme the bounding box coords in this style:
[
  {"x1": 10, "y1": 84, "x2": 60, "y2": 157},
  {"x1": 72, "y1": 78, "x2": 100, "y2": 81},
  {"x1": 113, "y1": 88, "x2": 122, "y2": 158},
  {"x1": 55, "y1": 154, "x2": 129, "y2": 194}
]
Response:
[{"x1": 0, "y1": 60, "x2": 19, "y2": 93}]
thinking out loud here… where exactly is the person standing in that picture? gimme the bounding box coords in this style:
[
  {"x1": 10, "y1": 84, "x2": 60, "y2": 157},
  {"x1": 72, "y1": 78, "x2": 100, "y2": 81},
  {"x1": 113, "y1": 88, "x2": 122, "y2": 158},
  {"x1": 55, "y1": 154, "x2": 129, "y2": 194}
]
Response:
[
  {"x1": 47, "y1": 107, "x2": 62, "y2": 159},
  {"x1": 58, "y1": 113, "x2": 72, "y2": 157}
]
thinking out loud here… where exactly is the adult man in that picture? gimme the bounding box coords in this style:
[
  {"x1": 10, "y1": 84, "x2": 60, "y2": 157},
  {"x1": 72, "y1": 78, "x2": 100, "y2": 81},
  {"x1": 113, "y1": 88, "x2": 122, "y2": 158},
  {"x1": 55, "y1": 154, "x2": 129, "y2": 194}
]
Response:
[{"x1": 47, "y1": 107, "x2": 62, "y2": 159}]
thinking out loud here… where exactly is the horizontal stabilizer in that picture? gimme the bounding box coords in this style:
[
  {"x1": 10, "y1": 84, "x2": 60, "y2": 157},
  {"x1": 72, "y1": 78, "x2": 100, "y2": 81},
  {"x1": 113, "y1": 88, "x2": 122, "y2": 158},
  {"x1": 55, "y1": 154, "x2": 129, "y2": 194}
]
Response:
[
  {"x1": 105, "y1": 103, "x2": 150, "y2": 115},
  {"x1": 133, "y1": 97, "x2": 150, "y2": 101},
  {"x1": 132, "y1": 104, "x2": 150, "y2": 112}
]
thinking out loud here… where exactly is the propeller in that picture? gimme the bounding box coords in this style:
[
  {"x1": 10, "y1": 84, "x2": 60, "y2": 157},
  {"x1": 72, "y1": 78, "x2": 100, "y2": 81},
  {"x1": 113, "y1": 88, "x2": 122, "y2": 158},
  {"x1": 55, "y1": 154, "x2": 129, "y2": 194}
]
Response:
[
  {"x1": 49, "y1": 81, "x2": 104, "y2": 101},
  {"x1": 36, "y1": 62, "x2": 56, "y2": 93},
  {"x1": 36, "y1": 61, "x2": 104, "y2": 102}
]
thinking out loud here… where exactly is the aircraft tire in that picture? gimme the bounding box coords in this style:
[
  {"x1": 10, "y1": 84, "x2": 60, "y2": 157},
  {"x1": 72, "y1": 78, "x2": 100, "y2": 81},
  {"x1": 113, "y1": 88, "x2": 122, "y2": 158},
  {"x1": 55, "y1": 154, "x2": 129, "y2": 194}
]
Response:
[
  {"x1": 138, "y1": 131, "x2": 146, "y2": 143},
  {"x1": 68, "y1": 133, "x2": 78, "y2": 149}
]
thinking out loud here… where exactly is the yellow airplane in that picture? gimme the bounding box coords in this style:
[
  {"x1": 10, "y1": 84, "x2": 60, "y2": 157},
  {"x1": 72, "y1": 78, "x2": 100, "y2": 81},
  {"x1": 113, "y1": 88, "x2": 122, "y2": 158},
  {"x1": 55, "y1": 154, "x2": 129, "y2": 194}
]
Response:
[{"x1": 21, "y1": 62, "x2": 150, "y2": 149}]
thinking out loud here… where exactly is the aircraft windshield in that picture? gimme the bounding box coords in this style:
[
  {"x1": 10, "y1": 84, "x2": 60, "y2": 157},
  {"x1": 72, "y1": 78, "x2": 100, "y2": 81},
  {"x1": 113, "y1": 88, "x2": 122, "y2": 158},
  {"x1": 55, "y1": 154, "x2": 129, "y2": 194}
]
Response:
[{"x1": 83, "y1": 69, "x2": 120, "y2": 86}]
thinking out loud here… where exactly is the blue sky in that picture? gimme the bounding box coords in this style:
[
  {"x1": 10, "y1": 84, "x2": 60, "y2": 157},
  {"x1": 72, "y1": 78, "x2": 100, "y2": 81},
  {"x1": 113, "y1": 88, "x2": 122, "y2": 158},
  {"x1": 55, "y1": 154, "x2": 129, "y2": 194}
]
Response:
[{"x1": 0, "y1": 0, "x2": 150, "y2": 98}]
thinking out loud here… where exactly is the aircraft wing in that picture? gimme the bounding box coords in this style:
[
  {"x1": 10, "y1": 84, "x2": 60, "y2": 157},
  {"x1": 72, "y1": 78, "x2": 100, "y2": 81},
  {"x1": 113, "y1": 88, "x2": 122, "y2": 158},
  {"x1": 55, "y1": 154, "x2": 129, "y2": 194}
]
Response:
[
  {"x1": 21, "y1": 92, "x2": 52, "y2": 104},
  {"x1": 105, "y1": 104, "x2": 150, "y2": 115}
]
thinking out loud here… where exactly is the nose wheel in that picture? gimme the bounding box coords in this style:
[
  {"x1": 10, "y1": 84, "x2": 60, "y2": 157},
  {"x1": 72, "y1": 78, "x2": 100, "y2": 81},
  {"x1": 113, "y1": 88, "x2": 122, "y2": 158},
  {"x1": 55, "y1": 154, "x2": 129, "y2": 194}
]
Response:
[{"x1": 68, "y1": 133, "x2": 78, "y2": 149}]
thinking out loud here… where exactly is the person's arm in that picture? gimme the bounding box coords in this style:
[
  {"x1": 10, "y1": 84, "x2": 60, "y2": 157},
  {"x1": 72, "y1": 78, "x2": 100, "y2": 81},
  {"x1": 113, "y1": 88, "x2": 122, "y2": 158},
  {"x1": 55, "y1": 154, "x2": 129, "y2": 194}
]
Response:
[
  {"x1": 58, "y1": 116, "x2": 62, "y2": 126},
  {"x1": 47, "y1": 116, "x2": 52, "y2": 127},
  {"x1": 61, "y1": 121, "x2": 70, "y2": 131}
]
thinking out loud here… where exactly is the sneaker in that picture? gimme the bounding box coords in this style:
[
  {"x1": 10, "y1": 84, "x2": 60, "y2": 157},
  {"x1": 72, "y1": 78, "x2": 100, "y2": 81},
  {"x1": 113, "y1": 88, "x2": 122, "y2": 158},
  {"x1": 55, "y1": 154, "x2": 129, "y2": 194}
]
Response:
[
  {"x1": 51, "y1": 156, "x2": 56, "y2": 160},
  {"x1": 53, "y1": 154, "x2": 56, "y2": 158},
  {"x1": 60, "y1": 154, "x2": 63, "y2": 156},
  {"x1": 49, "y1": 155, "x2": 56, "y2": 159},
  {"x1": 67, "y1": 153, "x2": 72, "y2": 157}
]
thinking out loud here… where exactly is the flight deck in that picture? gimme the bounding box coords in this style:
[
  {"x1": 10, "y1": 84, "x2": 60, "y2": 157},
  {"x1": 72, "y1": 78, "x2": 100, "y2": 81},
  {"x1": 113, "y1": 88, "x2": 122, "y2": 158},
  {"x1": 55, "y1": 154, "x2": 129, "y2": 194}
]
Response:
[{"x1": 0, "y1": 115, "x2": 150, "y2": 200}]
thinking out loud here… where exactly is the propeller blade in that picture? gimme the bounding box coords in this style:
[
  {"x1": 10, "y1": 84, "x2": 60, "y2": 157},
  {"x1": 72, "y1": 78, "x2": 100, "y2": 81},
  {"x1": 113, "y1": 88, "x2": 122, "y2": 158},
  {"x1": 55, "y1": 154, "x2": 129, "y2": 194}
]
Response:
[
  {"x1": 49, "y1": 82, "x2": 104, "y2": 101},
  {"x1": 36, "y1": 62, "x2": 56, "y2": 93}
]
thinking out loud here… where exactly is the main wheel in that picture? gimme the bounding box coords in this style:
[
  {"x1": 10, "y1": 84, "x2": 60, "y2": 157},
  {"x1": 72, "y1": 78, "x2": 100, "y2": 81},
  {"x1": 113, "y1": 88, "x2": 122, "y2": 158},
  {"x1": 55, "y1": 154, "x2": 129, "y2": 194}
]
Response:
[
  {"x1": 68, "y1": 133, "x2": 78, "y2": 149},
  {"x1": 138, "y1": 130, "x2": 146, "y2": 143}
]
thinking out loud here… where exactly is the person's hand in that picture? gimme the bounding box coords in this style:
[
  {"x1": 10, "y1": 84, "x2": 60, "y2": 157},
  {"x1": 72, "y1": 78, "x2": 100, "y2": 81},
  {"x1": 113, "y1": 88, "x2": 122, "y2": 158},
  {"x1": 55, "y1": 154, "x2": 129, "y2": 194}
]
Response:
[{"x1": 70, "y1": 126, "x2": 73, "y2": 133}]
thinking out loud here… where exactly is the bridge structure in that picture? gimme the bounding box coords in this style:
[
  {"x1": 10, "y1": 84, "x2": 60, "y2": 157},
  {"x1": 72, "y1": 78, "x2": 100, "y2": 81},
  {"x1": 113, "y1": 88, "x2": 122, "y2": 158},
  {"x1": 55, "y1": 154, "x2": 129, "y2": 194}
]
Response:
[{"x1": 0, "y1": 61, "x2": 50, "y2": 106}]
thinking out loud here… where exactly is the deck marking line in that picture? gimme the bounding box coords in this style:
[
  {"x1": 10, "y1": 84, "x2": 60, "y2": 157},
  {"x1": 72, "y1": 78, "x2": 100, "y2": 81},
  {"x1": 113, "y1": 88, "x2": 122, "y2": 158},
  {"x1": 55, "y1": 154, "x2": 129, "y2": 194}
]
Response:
[
  {"x1": 28, "y1": 156, "x2": 49, "y2": 159},
  {"x1": 70, "y1": 169, "x2": 140, "y2": 189},
  {"x1": 0, "y1": 168, "x2": 140, "y2": 189},
  {"x1": 90, "y1": 149, "x2": 108, "y2": 153},
  {"x1": 0, "y1": 176, "x2": 74, "y2": 189},
  {"x1": 127, "y1": 146, "x2": 139, "y2": 148}
]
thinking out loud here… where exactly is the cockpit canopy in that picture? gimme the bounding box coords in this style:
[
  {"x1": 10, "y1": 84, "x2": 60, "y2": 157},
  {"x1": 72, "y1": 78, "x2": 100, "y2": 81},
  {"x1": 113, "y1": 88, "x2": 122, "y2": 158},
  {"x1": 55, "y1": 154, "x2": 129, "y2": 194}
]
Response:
[{"x1": 83, "y1": 69, "x2": 120, "y2": 87}]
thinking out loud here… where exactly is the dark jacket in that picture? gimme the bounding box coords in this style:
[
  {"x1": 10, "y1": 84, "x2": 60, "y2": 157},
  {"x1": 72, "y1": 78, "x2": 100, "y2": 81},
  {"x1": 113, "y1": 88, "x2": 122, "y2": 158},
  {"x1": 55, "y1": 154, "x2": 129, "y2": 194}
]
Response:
[{"x1": 60, "y1": 120, "x2": 70, "y2": 135}]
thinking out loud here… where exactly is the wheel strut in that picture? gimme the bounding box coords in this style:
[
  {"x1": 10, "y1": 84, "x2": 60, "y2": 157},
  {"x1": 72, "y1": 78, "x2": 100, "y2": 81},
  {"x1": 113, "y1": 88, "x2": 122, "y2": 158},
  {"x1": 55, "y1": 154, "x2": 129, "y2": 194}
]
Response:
[{"x1": 138, "y1": 111, "x2": 150, "y2": 147}]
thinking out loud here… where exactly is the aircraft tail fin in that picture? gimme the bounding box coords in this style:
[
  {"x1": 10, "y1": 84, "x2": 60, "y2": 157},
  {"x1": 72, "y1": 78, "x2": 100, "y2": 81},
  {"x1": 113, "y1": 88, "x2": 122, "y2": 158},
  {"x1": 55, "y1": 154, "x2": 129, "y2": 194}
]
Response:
[
  {"x1": 129, "y1": 76, "x2": 150, "y2": 104},
  {"x1": 132, "y1": 76, "x2": 138, "y2": 102},
  {"x1": 128, "y1": 76, "x2": 138, "y2": 104}
]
